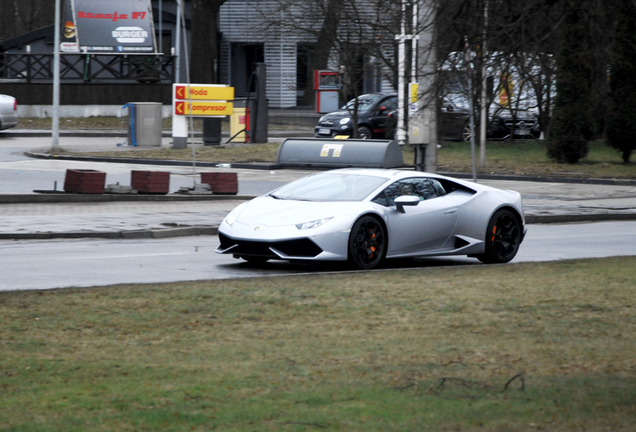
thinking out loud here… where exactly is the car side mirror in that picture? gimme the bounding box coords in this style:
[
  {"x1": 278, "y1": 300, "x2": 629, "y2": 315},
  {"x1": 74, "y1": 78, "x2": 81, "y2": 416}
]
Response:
[
  {"x1": 395, "y1": 195, "x2": 420, "y2": 213},
  {"x1": 443, "y1": 104, "x2": 453, "y2": 112},
  {"x1": 379, "y1": 105, "x2": 387, "y2": 113}
]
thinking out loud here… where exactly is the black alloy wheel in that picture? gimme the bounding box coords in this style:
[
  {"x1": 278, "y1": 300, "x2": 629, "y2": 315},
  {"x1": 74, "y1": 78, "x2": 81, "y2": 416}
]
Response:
[
  {"x1": 348, "y1": 216, "x2": 386, "y2": 270},
  {"x1": 462, "y1": 122, "x2": 472, "y2": 142},
  {"x1": 357, "y1": 126, "x2": 372, "y2": 139},
  {"x1": 477, "y1": 209, "x2": 522, "y2": 264}
]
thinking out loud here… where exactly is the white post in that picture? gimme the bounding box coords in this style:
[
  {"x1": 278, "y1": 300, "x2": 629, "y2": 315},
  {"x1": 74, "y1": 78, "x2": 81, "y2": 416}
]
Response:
[
  {"x1": 395, "y1": 0, "x2": 406, "y2": 145},
  {"x1": 411, "y1": 2, "x2": 418, "y2": 81},
  {"x1": 174, "y1": 0, "x2": 182, "y2": 83},
  {"x1": 412, "y1": 0, "x2": 437, "y2": 173},
  {"x1": 52, "y1": 0, "x2": 61, "y2": 149},
  {"x1": 479, "y1": 0, "x2": 489, "y2": 168},
  {"x1": 158, "y1": 0, "x2": 163, "y2": 54}
]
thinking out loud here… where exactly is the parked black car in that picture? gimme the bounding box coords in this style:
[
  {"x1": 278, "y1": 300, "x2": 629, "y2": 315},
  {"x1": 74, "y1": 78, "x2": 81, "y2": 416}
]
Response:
[
  {"x1": 386, "y1": 101, "x2": 541, "y2": 141},
  {"x1": 314, "y1": 93, "x2": 398, "y2": 139},
  {"x1": 385, "y1": 98, "x2": 471, "y2": 141},
  {"x1": 486, "y1": 109, "x2": 541, "y2": 140}
]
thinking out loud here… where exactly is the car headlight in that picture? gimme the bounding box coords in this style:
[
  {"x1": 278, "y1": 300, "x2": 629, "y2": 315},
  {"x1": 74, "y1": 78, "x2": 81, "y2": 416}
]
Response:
[
  {"x1": 224, "y1": 202, "x2": 247, "y2": 226},
  {"x1": 295, "y1": 217, "x2": 333, "y2": 230},
  {"x1": 224, "y1": 209, "x2": 238, "y2": 226},
  {"x1": 339, "y1": 118, "x2": 351, "y2": 125}
]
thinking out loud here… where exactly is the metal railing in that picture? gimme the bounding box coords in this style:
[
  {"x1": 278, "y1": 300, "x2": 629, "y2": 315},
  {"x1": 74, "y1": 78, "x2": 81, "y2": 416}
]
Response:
[{"x1": 0, "y1": 53, "x2": 175, "y2": 83}]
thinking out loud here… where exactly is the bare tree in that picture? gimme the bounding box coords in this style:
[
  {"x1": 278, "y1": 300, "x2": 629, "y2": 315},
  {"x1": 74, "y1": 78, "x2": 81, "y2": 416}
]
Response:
[
  {"x1": 189, "y1": 0, "x2": 227, "y2": 83},
  {"x1": 0, "y1": 0, "x2": 55, "y2": 40},
  {"x1": 256, "y1": 0, "x2": 402, "y2": 136}
]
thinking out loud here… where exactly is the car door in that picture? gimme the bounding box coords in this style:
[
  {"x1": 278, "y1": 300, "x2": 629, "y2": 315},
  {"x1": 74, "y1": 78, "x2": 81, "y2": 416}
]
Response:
[
  {"x1": 440, "y1": 98, "x2": 468, "y2": 141},
  {"x1": 368, "y1": 95, "x2": 397, "y2": 137},
  {"x1": 372, "y1": 177, "x2": 460, "y2": 256}
]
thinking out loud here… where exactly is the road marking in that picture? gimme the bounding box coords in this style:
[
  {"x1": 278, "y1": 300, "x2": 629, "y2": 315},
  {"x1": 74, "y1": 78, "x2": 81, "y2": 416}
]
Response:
[{"x1": 68, "y1": 252, "x2": 192, "y2": 259}]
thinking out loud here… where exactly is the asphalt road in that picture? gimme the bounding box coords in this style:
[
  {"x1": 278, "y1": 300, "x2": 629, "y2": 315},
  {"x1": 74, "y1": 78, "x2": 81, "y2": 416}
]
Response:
[
  {"x1": 2, "y1": 134, "x2": 636, "y2": 292},
  {"x1": 2, "y1": 220, "x2": 635, "y2": 291}
]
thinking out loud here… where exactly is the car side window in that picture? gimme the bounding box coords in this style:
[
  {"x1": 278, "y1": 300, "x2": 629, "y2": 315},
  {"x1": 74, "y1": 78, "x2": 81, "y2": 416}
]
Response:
[
  {"x1": 382, "y1": 96, "x2": 398, "y2": 111},
  {"x1": 429, "y1": 178, "x2": 447, "y2": 196},
  {"x1": 371, "y1": 178, "x2": 446, "y2": 207}
]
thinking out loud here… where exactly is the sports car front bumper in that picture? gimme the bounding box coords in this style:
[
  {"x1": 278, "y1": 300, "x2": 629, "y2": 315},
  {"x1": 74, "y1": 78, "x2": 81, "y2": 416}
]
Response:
[{"x1": 218, "y1": 232, "x2": 324, "y2": 259}]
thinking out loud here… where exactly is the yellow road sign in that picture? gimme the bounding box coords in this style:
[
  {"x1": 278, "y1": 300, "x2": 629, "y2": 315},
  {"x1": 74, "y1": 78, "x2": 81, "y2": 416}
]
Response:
[
  {"x1": 175, "y1": 101, "x2": 233, "y2": 116},
  {"x1": 174, "y1": 85, "x2": 235, "y2": 101}
]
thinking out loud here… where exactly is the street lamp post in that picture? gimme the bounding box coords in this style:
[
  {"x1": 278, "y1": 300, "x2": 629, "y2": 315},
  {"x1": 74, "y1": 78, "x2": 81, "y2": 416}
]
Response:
[{"x1": 52, "y1": 0, "x2": 61, "y2": 149}]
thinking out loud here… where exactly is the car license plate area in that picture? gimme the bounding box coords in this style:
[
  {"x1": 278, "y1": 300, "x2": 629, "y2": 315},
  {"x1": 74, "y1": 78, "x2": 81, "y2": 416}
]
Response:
[
  {"x1": 516, "y1": 129, "x2": 530, "y2": 135},
  {"x1": 318, "y1": 128, "x2": 331, "y2": 135}
]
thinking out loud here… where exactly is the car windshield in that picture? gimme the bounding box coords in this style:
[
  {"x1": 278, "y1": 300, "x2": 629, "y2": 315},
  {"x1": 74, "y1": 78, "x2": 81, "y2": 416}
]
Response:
[
  {"x1": 269, "y1": 173, "x2": 388, "y2": 202},
  {"x1": 341, "y1": 94, "x2": 383, "y2": 112}
]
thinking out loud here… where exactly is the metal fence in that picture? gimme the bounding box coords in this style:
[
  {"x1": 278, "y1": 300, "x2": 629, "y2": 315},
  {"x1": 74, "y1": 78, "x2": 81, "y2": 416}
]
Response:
[{"x1": 0, "y1": 53, "x2": 175, "y2": 83}]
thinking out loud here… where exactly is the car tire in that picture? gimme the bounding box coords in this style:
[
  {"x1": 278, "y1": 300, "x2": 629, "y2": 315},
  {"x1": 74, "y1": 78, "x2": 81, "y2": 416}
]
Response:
[
  {"x1": 462, "y1": 122, "x2": 472, "y2": 142},
  {"x1": 477, "y1": 209, "x2": 522, "y2": 264},
  {"x1": 357, "y1": 126, "x2": 372, "y2": 139},
  {"x1": 348, "y1": 216, "x2": 386, "y2": 270}
]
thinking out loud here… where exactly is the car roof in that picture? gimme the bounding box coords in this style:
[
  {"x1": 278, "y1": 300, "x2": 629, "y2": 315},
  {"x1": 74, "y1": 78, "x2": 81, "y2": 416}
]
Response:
[{"x1": 326, "y1": 168, "x2": 444, "y2": 181}]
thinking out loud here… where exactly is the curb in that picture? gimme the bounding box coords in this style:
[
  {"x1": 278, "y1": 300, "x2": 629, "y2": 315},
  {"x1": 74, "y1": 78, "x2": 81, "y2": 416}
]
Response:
[
  {"x1": 0, "y1": 193, "x2": 256, "y2": 204},
  {"x1": 524, "y1": 213, "x2": 636, "y2": 224},
  {"x1": 25, "y1": 151, "x2": 283, "y2": 171},
  {"x1": 0, "y1": 226, "x2": 218, "y2": 241},
  {"x1": 4, "y1": 129, "x2": 313, "y2": 139},
  {"x1": 2, "y1": 213, "x2": 636, "y2": 241},
  {"x1": 437, "y1": 171, "x2": 636, "y2": 187}
]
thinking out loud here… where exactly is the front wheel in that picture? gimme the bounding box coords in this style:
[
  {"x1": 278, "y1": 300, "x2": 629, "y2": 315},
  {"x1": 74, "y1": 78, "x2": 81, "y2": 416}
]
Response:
[
  {"x1": 477, "y1": 209, "x2": 522, "y2": 264},
  {"x1": 357, "y1": 126, "x2": 372, "y2": 139},
  {"x1": 348, "y1": 216, "x2": 386, "y2": 270},
  {"x1": 462, "y1": 122, "x2": 472, "y2": 142}
]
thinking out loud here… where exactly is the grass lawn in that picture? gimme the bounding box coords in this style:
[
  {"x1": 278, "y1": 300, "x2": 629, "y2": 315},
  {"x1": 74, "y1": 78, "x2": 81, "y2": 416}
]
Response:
[
  {"x1": 1, "y1": 257, "x2": 635, "y2": 431},
  {"x1": 434, "y1": 140, "x2": 636, "y2": 180}
]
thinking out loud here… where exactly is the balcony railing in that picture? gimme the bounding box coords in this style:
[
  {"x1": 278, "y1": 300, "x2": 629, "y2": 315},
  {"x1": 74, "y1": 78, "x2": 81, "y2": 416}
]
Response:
[{"x1": 0, "y1": 53, "x2": 175, "y2": 83}]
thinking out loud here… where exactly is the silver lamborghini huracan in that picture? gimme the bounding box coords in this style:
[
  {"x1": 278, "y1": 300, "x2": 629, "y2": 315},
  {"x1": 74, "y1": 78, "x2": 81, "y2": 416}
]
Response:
[{"x1": 216, "y1": 169, "x2": 526, "y2": 269}]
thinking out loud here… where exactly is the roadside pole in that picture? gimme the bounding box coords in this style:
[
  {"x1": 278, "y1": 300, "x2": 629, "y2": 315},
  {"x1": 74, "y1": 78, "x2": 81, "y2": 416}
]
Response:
[
  {"x1": 52, "y1": 0, "x2": 61, "y2": 149},
  {"x1": 479, "y1": 0, "x2": 489, "y2": 168},
  {"x1": 411, "y1": 0, "x2": 438, "y2": 173}
]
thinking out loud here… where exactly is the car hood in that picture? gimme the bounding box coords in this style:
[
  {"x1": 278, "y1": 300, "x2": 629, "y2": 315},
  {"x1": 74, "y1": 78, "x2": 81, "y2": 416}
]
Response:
[
  {"x1": 492, "y1": 109, "x2": 538, "y2": 120},
  {"x1": 319, "y1": 110, "x2": 353, "y2": 121},
  {"x1": 234, "y1": 196, "x2": 359, "y2": 227}
]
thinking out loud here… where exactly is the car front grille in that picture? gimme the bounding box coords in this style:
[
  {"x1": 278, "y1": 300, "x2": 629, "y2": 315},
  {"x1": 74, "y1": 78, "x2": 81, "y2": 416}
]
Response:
[
  {"x1": 503, "y1": 119, "x2": 536, "y2": 129},
  {"x1": 219, "y1": 232, "x2": 323, "y2": 258}
]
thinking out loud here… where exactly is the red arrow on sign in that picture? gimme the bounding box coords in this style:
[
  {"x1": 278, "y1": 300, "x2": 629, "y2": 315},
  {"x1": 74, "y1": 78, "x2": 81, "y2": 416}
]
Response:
[
  {"x1": 175, "y1": 101, "x2": 186, "y2": 115},
  {"x1": 175, "y1": 85, "x2": 186, "y2": 100}
]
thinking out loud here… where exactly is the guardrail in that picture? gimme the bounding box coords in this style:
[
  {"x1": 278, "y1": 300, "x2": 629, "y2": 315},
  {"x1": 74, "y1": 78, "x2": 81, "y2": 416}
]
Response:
[{"x1": 0, "y1": 53, "x2": 175, "y2": 83}]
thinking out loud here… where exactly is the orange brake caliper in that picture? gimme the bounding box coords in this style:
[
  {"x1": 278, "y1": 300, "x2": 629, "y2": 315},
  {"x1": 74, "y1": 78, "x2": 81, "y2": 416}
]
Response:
[{"x1": 369, "y1": 231, "x2": 376, "y2": 257}]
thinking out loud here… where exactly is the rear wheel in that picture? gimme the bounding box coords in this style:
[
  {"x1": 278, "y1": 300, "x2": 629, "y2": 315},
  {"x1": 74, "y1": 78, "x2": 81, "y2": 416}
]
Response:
[
  {"x1": 462, "y1": 122, "x2": 472, "y2": 142},
  {"x1": 348, "y1": 216, "x2": 386, "y2": 270},
  {"x1": 477, "y1": 209, "x2": 521, "y2": 264}
]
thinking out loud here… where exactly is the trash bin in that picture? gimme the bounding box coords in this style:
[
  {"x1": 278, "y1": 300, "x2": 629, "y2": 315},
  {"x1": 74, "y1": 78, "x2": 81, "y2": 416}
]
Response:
[{"x1": 125, "y1": 102, "x2": 162, "y2": 146}]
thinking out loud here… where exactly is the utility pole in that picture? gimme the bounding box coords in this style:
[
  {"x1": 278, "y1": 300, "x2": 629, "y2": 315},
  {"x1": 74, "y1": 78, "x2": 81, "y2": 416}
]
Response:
[
  {"x1": 479, "y1": 0, "x2": 489, "y2": 168},
  {"x1": 395, "y1": 0, "x2": 407, "y2": 145},
  {"x1": 52, "y1": 0, "x2": 61, "y2": 149},
  {"x1": 411, "y1": 0, "x2": 437, "y2": 172}
]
